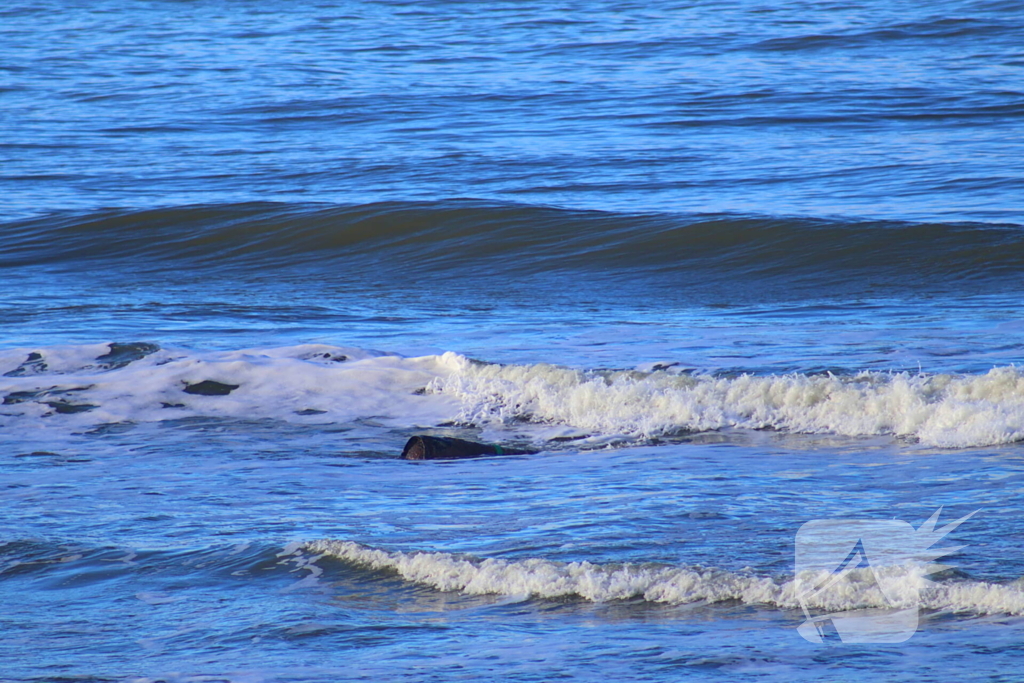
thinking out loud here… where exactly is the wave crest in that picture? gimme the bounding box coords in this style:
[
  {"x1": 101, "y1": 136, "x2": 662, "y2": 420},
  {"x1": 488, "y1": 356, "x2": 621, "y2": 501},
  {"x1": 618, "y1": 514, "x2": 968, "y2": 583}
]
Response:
[
  {"x1": 434, "y1": 362, "x2": 1024, "y2": 448},
  {"x1": 5, "y1": 342, "x2": 1024, "y2": 448},
  {"x1": 308, "y1": 540, "x2": 1024, "y2": 615},
  {"x1": 3, "y1": 202, "x2": 1022, "y2": 293}
]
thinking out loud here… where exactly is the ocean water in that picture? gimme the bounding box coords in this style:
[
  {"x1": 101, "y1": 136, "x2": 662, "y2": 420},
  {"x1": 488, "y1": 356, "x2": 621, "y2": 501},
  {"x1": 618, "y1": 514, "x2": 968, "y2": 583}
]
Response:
[{"x1": 3, "y1": 1, "x2": 1024, "y2": 681}]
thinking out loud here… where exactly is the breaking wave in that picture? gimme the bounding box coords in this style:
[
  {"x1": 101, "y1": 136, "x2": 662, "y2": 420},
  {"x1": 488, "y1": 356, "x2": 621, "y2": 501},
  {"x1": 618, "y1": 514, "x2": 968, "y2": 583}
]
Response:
[
  {"x1": 308, "y1": 540, "x2": 1024, "y2": 615},
  {"x1": 4, "y1": 342, "x2": 1024, "y2": 448},
  {"x1": 438, "y1": 360, "x2": 1024, "y2": 448}
]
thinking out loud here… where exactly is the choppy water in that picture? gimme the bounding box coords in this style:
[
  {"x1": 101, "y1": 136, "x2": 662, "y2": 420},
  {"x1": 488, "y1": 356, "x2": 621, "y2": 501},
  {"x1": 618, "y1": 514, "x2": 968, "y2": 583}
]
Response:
[{"x1": 3, "y1": 1, "x2": 1024, "y2": 681}]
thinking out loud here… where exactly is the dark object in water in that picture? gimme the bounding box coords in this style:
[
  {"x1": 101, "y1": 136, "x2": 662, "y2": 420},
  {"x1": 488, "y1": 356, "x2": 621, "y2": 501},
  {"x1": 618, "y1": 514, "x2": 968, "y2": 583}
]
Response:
[
  {"x1": 182, "y1": 380, "x2": 240, "y2": 396},
  {"x1": 45, "y1": 401, "x2": 97, "y2": 414},
  {"x1": 3, "y1": 351, "x2": 47, "y2": 377},
  {"x1": 95, "y1": 342, "x2": 160, "y2": 370},
  {"x1": 401, "y1": 435, "x2": 536, "y2": 460}
]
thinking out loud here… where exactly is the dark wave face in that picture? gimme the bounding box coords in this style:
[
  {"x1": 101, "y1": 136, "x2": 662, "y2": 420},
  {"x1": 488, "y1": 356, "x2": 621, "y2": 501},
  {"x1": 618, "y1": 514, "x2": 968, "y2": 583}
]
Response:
[{"x1": 3, "y1": 202, "x2": 1023, "y2": 297}]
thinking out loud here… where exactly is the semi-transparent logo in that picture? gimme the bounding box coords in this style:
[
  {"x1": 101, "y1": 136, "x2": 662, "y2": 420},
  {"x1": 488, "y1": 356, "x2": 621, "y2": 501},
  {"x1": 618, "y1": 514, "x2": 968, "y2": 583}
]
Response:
[{"x1": 795, "y1": 508, "x2": 977, "y2": 643}]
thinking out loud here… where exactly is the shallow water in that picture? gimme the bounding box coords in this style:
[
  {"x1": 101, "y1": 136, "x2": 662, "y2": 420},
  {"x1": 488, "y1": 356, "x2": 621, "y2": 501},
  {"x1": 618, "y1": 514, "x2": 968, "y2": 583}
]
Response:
[{"x1": 3, "y1": 1, "x2": 1024, "y2": 681}]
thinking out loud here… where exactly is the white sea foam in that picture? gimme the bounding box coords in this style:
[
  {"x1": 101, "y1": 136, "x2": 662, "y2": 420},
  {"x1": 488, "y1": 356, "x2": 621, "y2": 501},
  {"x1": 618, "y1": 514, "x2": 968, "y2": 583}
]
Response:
[
  {"x1": 307, "y1": 540, "x2": 1024, "y2": 616},
  {"x1": 433, "y1": 360, "x2": 1024, "y2": 448},
  {"x1": 4, "y1": 343, "x2": 1024, "y2": 447},
  {"x1": 0, "y1": 343, "x2": 462, "y2": 428}
]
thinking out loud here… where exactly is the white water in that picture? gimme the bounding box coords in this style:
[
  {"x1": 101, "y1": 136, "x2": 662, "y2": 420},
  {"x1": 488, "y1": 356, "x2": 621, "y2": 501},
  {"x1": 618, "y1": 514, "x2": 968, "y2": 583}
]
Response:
[
  {"x1": 308, "y1": 540, "x2": 1024, "y2": 615},
  {"x1": 0, "y1": 343, "x2": 460, "y2": 429},
  {"x1": 5, "y1": 343, "x2": 1024, "y2": 448}
]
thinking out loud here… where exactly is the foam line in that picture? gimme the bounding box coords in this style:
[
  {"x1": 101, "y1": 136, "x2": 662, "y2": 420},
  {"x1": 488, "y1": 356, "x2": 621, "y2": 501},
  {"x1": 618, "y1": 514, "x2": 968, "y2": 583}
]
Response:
[
  {"x1": 5, "y1": 343, "x2": 1024, "y2": 448},
  {"x1": 434, "y1": 361, "x2": 1024, "y2": 448},
  {"x1": 308, "y1": 540, "x2": 1024, "y2": 615}
]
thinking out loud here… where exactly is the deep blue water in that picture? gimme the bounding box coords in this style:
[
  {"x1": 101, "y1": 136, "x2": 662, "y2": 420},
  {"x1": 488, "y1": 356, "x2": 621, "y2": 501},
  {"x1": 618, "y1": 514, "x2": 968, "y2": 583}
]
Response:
[{"x1": 3, "y1": 1, "x2": 1024, "y2": 681}]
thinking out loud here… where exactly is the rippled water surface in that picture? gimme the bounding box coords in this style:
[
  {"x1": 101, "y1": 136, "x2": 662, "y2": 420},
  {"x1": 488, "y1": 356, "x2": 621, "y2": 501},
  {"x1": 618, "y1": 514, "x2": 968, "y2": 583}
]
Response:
[
  {"x1": 3, "y1": 1, "x2": 1024, "y2": 681},
  {"x1": 3, "y1": 0, "x2": 1023, "y2": 220}
]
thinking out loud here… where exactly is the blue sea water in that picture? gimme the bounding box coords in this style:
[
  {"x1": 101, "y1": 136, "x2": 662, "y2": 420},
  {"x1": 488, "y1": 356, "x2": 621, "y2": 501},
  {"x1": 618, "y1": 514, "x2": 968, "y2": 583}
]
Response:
[{"x1": 3, "y1": 1, "x2": 1024, "y2": 681}]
